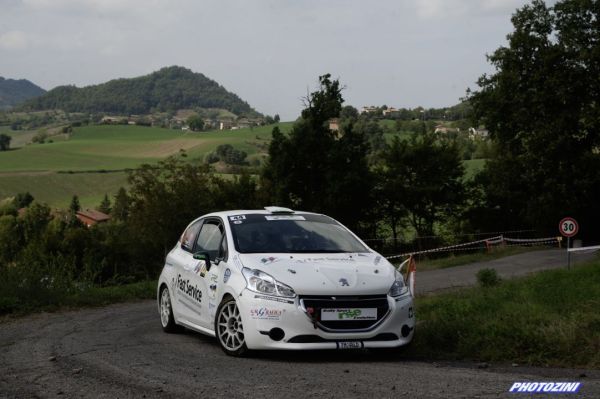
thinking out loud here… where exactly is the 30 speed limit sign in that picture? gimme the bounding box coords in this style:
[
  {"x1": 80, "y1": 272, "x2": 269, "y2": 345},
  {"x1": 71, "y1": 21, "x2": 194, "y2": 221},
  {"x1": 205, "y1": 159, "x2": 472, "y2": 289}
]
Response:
[{"x1": 559, "y1": 217, "x2": 578, "y2": 237}]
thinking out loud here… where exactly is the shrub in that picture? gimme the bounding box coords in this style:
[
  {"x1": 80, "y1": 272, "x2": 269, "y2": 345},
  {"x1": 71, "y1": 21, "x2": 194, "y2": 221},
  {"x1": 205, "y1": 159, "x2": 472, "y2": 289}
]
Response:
[{"x1": 476, "y1": 268, "x2": 501, "y2": 287}]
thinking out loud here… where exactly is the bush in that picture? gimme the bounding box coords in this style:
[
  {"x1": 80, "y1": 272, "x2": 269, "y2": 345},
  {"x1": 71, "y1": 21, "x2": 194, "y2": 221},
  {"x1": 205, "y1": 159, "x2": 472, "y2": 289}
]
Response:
[{"x1": 476, "y1": 268, "x2": 501, "y2": 287}]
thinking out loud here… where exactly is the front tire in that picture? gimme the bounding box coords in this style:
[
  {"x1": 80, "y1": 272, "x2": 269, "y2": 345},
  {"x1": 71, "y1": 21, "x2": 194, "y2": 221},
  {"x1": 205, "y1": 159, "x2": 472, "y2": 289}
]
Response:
[
  {"x1": 159, "y1": 286, "x2": 181, "y2": 333},
  {"x1": 215, "y1": 297, "x2": 248, "y2": 356}
]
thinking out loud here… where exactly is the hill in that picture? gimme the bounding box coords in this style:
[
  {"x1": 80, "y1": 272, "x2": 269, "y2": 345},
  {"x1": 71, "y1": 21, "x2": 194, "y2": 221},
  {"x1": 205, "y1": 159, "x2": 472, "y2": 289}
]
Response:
[
  {"x1": 20, "y1": 66, "x2": 259, "y2": 116},
  {"x1": 0, "y1": 77, "x2": 46, "y2": 110}
]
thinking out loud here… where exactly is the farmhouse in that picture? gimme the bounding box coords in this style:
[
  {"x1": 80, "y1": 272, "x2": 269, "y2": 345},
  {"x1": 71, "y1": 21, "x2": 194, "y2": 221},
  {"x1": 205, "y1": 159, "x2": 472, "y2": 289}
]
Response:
[{"x1": 76, "y1": 209, "x2": 110, "y2": 227}]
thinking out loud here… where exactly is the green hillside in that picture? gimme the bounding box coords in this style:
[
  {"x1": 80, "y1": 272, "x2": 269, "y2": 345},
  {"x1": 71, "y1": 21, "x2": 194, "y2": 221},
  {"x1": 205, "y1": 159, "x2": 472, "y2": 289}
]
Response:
[
  {"x1": 0, "y1": 77, "x2": 46, "y2": 110},
  {"x1": 20, "y1": 66, "x2": 259, "y2": 116}
]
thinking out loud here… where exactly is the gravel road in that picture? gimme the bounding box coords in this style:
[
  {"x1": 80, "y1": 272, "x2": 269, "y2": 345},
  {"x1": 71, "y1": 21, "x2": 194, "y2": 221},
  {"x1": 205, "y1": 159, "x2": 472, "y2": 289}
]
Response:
[{"x1": 1, "y1": 250, "x2": 598, "y2": 398}]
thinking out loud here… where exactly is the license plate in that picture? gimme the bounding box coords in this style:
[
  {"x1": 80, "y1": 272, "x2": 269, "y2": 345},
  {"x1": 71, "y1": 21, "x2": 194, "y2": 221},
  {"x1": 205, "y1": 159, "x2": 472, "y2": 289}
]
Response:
[
  {"x1": 321, "y1": 308, "x2": 377, "y2": 321},
  {"x1": 338, "y1": 341, "x2": 362, "y2": 349}
]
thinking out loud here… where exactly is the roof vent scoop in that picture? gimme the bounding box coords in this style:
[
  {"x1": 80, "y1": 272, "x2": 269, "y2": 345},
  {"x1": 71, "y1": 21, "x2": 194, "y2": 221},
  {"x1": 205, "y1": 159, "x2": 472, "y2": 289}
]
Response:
[{"x1": 264, "y1": 206, "x2": 295, "y2": 214}]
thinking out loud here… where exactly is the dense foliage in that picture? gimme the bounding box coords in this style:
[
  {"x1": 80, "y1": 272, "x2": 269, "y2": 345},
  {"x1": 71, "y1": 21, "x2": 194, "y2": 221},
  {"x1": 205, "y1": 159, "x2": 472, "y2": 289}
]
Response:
[
  {"x1": 0, "y1": 77, "x2": 46, "y2": 110},
  {"x1": 469, "y1": 0, "x2": 600, "y2": 240},
  {"x1": 20, "y1": 66, "x2": 259, "y2": 116}
]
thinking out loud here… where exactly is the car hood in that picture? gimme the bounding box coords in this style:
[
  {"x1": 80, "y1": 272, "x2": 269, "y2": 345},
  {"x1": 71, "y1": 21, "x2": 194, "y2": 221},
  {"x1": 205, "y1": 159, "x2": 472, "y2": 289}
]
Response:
[{"x1": 237, "y1": 253, "x2": 395, "y2": 295}]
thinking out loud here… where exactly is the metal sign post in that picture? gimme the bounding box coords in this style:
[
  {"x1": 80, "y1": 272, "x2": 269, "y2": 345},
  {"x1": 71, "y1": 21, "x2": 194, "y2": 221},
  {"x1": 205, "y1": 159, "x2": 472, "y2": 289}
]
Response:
[{"x1": 559, "y1": 217, "x2": 579, "y2": 270}]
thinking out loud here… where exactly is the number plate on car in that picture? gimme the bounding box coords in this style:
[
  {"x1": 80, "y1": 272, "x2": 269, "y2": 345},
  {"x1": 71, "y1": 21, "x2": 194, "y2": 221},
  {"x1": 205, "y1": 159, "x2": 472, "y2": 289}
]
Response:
[
  {"x1": 321, "y1": 308, "x2": 377, "y2": 321},
  {"x1": 338, "y1": 341, "x2": 362, "y2": 350}
]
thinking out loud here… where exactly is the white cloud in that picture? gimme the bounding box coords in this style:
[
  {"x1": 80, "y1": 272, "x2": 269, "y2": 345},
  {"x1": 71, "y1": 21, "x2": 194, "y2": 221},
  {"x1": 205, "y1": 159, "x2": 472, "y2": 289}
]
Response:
[
  {"x1": 414, "y1": 0, "x2": 527, "y2": 19},
  {"x1": 0, "y1": 30, "x2": 28, "y2": 50},
  {"x1": 21, "y1": 0, "x2": 173, "y2": 15}
]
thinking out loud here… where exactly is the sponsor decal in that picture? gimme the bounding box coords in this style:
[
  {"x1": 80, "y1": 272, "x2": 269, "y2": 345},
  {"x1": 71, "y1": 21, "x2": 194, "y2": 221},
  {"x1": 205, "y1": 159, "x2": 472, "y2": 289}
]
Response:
[
  {"x1": 408, "y1": 307, "x2": 414, "y2": 318},
  {"x1": 176, "y1": 274, "x2": 202, "y2": 303},
  {"x1": 373, "y1": 256, "x2": 381, "y2": 265},
  {"x1": 254, "y1": 294, "x2": 294, "y2": 304},
  {"x1": 260, "y1": 256, "x2": 279, "y2": 264},
  {"x1": 233, "y1": 221, "x2": 243, "y2": 224},
  {"x1": 339, "y1": 278, "x2": 350, "y2": 287},
  {"x1": 229, "y1": 215, "x2": 246, "y2": 221},
  {"x1": 294, "y1": 257, "x2": 355, "y2": 263},
  {"x1": 508, "y1": 382, "x2": 581, "y2": 394},
  {"x1": 265, "y1": 215, "x2": 306, "y2": 221},
  {"x1": 250, "y1": 307, "x2": 283, "y2": 320},
  {"x1": 321, "y1": 308, "x2": 377, "y2": 321},
  {"x1": 223, "y1": 268, "x2": 231, "y2": 283},
  {"x1": 210, "y1": 274, "x2": 218, "y2": 283}
]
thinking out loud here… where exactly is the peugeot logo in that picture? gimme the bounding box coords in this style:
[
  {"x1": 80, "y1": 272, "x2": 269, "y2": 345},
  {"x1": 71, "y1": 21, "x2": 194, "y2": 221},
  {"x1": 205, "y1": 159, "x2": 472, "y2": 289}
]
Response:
[{"x1": 339, "y1": 278, "x2": 349, "y2": 287}]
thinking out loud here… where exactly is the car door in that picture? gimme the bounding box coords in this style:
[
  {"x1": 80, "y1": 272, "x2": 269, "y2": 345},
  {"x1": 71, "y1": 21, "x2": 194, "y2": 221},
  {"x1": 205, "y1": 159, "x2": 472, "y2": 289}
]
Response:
[
  {"x1": 192, "y1": 218, "x2": 227, "y2": 329},
  {"x1": 203, "y1": 228, "x2": 229, "y2": 326},
  {"x1": 171, "y1": 218, "x2": 205, "y2": 326}
]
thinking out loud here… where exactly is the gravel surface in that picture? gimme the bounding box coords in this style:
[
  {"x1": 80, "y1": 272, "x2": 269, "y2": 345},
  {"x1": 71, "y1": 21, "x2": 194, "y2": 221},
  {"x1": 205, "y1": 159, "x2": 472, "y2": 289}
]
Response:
[{"x1": 1, "y1": 250, "x2": 598, "y2": 398}]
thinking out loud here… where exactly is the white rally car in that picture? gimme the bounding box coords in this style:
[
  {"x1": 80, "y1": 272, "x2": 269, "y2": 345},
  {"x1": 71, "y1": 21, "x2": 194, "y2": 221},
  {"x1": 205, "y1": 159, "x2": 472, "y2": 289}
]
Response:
[{"x1": 157, "y1": 207, "x2": 415, "y2": 356}]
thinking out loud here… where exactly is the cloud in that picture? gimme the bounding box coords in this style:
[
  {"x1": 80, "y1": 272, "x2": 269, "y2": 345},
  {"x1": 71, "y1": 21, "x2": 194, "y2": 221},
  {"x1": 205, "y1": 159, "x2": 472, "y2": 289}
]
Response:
[
  {"x1": 0, "y1": 30, "x2": 28, "y2": 50},
  {"x1": 20, "y1": 0, "x2": 173, "y2": 15},
  {"x1": 414, "y1": 0, "x2": 527, "y2": 19}
]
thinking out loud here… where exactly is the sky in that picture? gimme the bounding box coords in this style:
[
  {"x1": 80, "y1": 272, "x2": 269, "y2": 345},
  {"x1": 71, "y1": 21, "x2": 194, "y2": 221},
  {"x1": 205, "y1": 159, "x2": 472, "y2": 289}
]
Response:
[{"x1": 0, "y1": 0, "x2": 534, "y2": 120}]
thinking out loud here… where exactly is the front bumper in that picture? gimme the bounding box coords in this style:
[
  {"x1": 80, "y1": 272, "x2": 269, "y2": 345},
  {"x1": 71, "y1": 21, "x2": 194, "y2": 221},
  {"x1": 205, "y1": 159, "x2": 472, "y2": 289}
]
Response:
[{"x1": 237, "y1": 290, "x2": 415, "y2": 350}]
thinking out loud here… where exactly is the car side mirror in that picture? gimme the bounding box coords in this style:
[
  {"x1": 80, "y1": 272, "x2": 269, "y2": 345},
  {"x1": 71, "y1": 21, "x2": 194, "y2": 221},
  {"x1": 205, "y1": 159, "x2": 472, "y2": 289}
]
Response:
[{"x1": 193, "y1": 252, "x2": 212, "y2": 271}]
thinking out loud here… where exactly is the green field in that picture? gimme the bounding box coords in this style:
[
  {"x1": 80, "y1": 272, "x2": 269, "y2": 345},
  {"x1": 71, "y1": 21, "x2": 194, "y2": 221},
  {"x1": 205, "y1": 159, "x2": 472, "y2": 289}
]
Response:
[
  {"x1": 0, "y1": 171, "x2": 129, "y2": 209},
  {"x1": 0, "y1": 121, "x2": 486, "y2": 208},
  {"x1": 0, "y1": 123, "x2": 292, "y2": 207},
  {"x1": 0, "y1": 123, "x2": 292, "y2": 172}
]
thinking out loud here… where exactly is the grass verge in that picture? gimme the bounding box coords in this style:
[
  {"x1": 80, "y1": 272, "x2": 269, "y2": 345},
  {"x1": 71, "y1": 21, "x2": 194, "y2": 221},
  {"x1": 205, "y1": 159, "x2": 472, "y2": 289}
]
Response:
[
  {"x1": 406, "y1": 257, "x2": 600, "y2": 368},
  {"x1": 0, "y1": 280, "x2": 156, "y2": 318},
  {"x1": 414, "y1": 246, "x2": 545, "y2": 271}
]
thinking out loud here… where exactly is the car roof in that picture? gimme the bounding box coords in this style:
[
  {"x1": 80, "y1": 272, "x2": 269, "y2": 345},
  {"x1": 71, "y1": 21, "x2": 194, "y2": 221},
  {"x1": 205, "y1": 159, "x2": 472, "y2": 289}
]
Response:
[{"x1": 202, "y1": 208, "x2": 322, "y2": 219}]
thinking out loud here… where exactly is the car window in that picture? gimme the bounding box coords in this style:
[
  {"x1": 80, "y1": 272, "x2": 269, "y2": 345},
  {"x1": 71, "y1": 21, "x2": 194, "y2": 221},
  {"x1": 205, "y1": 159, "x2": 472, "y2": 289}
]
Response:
[
  {"x1": 180, "y1": 219, "x2": 202, "y2": 252},
  {"x1": 229, "y1": 214, "x2": 368, "y2": 253},
  {"x1": 195, "y1": 220, "x2": 224, "y2": 260}
]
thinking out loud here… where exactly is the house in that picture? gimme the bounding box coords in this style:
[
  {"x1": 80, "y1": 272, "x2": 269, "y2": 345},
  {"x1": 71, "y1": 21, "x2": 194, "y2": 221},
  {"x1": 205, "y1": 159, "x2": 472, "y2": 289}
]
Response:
[
  {"x1": 382, "y1": 107, "x2": 398, "y2": 116},
  {"x1": 219, "y1": 121, "x2": 234, "y2": 130},
  {"x1": 434, "y1": 125, "x2": 460, "y2": 134},
  {"x1": 468, "y1": 127, "x2": 489, "y2": 139},
  {"x1": 328, "y1": 118, "x2": 340, "y2": 132},
  {"x1": 76, "y1": 209, "x2": 110, "y2": 227},
  {"x1": 361, "y1": 106, "x2": 379, "y2": 114}
]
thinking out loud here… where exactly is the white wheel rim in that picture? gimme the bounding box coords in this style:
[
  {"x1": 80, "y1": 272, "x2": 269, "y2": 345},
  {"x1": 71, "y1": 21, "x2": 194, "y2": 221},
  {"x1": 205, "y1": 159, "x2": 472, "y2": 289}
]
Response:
[
  {"x1": 217, "y1": 302, "x2": 245, "y2": 351},
  {"x1": 160, "y1": 289, "x2": 171, "y2": 328}
]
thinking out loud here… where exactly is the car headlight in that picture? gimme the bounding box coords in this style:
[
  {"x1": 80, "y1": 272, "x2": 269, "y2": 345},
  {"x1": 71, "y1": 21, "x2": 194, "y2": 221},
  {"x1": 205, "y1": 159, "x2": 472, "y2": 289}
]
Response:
[
  {"x1": 242, "y1": 268, "x2": 296, "y2": 298},
  {"x1": 388, "y1": 270, "x2": 409, "y2": 297}
]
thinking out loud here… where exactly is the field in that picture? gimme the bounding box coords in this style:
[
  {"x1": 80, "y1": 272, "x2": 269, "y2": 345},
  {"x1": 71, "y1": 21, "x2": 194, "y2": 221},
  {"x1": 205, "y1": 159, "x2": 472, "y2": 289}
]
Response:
[
  {"x1": 0, "y1": 123, "x2": 292, "y2": 207},
  {"x1": 0, "y1": 120, "x2": 487, "y2": 208}
]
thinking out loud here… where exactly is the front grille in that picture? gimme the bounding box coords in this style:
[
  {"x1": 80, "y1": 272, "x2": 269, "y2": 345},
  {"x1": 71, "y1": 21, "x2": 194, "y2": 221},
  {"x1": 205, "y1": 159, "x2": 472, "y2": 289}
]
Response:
[
  {"x1": 300, "y1": 295, "x2": 390, "y2": 332},
  {"x1": 287, "y1": 333, "x2": 398, "y2": 343}
]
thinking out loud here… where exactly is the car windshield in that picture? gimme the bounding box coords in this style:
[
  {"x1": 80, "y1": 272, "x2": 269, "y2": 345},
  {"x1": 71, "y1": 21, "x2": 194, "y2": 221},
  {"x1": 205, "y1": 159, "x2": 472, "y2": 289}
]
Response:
[{"x1": 229, "y1": 213, "x2": 368, "y2": 254}]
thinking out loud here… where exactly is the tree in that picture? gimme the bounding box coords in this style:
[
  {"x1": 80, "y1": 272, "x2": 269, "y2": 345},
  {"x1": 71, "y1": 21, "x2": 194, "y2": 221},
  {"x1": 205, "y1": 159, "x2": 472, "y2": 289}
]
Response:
[
  {"x1": 112, "y1": 187, "x2": 129, "y2": 221},
  {"x1": 97, "y1": 194, "x2": 111, "y2": 214},
  {"x1": 187, "y1": 115, "x2": 204, "y2": 132},
  {"x1": 69, "y1": 195, "x2": 81, "y2": 214},
  {"x1": 126, "y1": 157, "x2": 217, "y2": 261},
  {"x1": 378, "y1": 134, "x2": 465, "y2": 238},
  {"x1": 262, "y1": 74, "x2": 374, "y2": 231},
  {"x1": 0, "y1": 134, "x2": 11, "y2": 151},
  {"x1": 13, "y1": 192, "x2": 34, "y2": 208},
  {"x1": 469, "y1": 0, "x2": 600, "y2": 238},
  {"x1": 273, "y1": 114, "x2": 280, "y2": 123}
]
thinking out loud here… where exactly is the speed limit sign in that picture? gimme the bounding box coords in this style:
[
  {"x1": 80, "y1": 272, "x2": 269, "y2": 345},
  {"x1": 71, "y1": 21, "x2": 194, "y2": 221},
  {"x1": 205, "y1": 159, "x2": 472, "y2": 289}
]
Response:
[{"x1": 559, "y1": 217, "x2": 578, "y2": 237}]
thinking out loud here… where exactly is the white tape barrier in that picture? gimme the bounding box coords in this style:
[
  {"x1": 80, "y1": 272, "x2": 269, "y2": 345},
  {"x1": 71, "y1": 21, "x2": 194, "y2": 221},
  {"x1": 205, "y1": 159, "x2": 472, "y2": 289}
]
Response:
[
  {"x1": 387, "y1": 236, "x2": 560, "y2": 259},
  {"x1": 568, "y1": 245, "x2": 600, "y2": 253}
]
